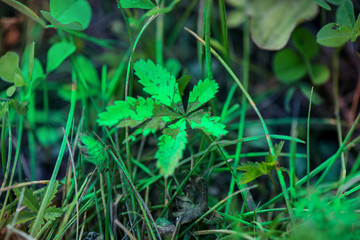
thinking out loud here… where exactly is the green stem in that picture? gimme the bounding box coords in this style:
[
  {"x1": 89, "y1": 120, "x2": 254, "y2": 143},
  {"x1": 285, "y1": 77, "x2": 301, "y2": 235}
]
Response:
[
  {"x1": 203, "y1": 0, "x2": 213, "y2": 79},
  {"x1": 225, "y1": 19, "x2": 249, "y2": 214},
  {"x1": 156, "y1": 1, "x2": 164, "y2": 66},
  {"x1": 185, "y1": 27, "x2": 293, "y2": 220},
  {"x1": 218, "y1": 0, "x2": 230, "y2": 64},
  {"x1": 30, "y1": 77, "x2": 77, "y2": 236}
]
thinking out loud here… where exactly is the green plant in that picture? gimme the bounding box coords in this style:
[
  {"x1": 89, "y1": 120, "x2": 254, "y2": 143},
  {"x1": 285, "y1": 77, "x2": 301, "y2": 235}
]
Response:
[{"x1": 98, "y1": 59, "x2": 227, "y2": 177}]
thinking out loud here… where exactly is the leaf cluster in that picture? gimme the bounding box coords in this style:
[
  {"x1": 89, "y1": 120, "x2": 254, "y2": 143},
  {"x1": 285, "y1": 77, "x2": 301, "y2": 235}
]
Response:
[{"x1": 98, "y1": 59, "x2": 227, "y2": 177}]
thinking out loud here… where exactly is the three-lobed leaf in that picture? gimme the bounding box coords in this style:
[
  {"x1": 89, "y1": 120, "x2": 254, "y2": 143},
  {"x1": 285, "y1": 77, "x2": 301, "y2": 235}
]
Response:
[
  {"x1": 134, "y1": 59, "x2": 184, "y2": 112},
  {"x1": 187, "y1": 78, "x2": 218, "y2": 113}
]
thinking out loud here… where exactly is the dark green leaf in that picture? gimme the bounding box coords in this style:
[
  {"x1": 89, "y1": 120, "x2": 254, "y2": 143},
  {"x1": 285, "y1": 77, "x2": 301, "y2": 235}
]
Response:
[
  {"x1": 13, "y1": 187, "x2": 40, "y2": 213},
  {"x1": 316, "y1": 23, "x2": 352, "y2": 47},
  {"x1": 291, "y1": 28, "x2": 319, "y2": 60},
  {"x1": 165, "y1": 58, "x2": 181, "y2": 77},
  {"x1": 336, "y1": 0, "x2": 355, "y2": 29},
  {"x1": 314, "y1": 0, "x2": 331, "y2": 10},
  {"x1": 351, "y1": 14, "x2": 360, "y2": 42},
  {"x1": 44, "y1": 206, "x2": 63, "y2": 220},
  {"x1": 40, "y1": 181, "x2": 59, "y2": 209},
  {"x1": 76, "y1": 55, "x2": 99, "y2": 87},
  {"x1": 46, "y1": 41, "x2": 76, "y2": 73},
  {"x1": 273, "y1": 48, "x2": 307, "y2": 84},
  {"x1": 187, "y1": 78, "x2": 219, "y2": 113}
]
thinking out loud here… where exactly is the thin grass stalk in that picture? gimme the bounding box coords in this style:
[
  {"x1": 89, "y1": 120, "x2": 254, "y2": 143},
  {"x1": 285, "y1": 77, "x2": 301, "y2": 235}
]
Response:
[
  {"x1": 218, "y1": 0, "x2": 230, "y2": 64},
  {"x1": 260, "y1": 113, "x2": 360, "y2": 209},
  {"x1": 1, "y1": 112, "x2": 7, "y2": 176},
  {"x1": 306, "y1": 87, "x2": 313, "y2": 187},
  {"x1": 225, "y1": 18, "x2": 250, "y2": 214},
  {"x1": 29, "y1": 76, "x2": 77, "y2": 236},
  {"x1": 204, "y1": 0, "x2": 213, "y2": 79},
  {"x1": 184, "y1": 27, "x2": 294, "y2": 220},
  {"x1": 156, "y1": 1, "x2": 164, "y2": 66}
]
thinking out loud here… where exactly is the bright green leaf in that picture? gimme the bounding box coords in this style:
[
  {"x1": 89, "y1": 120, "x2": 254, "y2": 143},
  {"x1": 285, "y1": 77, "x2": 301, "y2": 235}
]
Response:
[
  {"x1": 44, "y1": 0, "x2": 92, "y2": 30},
  {"x1": 98, "y1": 97, "x2": 156, "y2": 126},
  {"x1": 79, "y1": 134, "x2": 108, "y2": 170},
  {"x1": 156, "y1": 119, "x2": 187, "y2": 177},
  {"x1": 188, "y1": 111, "x2": 227, "y2": 137},
  {"x1": 134, "y1": 59, "x2": 184, "y2": 112},
  {"x1": 46, "y1": 41, "x2": 76, "y2": 73},
  {"x1": 0, "y1": 52, "x2": 25, "y2": 85},
  {"x1": 273, "y1": 48, "x2": 307, "y2": 84},
  {"x1": 316, "y1": 23, "x2": 352, "y2": 47},
  {"x1": 118, "y1": 0, "x2": 156, "y2": 9},
  {"x1": 336, "y1": 0, "x2": 355, "y2": 29},
  {"x1": 247, "y1": 0, "x2": 318, "y2": 50},
  {"x1": 41, "y1": 10, "x2": 84, "y2": 30},
  {"x1": 238, "y1": 161, "x2": 275, "y2": 184},
  {"x1": 187, "y1": 78, "x2": 219, "y2": 113},
  {"x1": 310, "y1": 64, "x2": 330, "y2": 85},
  {"x1": 291, "y1": 28, "x2": 319, "y2": 60},
  {"x1": 35, "y1": 126, "x2": 61, "y2": 146}
]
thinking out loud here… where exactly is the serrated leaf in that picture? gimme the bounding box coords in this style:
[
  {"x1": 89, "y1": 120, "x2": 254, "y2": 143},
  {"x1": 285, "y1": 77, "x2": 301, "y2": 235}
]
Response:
[
  {"x1": 134, "y1": 59, "x2": 184, "y2": 112},
  {"x1": 187, "y1": 78, "x2": 219, "y2": 113},
  {"x1": 13, "y1": 187, "x2": 40, "y2": 213},
  {"x1": 40, "y1": 181, "x2": 59, "y2": 209},
  {"x1": 79, "y1": 134, "x2": 108, "y2": 169},
  {"x1": 7, "y1": 211, "x2": 37, "y2": 225},
  {"x1": 316, "y1": 23, "x2": 352, "y2": 47},
  {"x1": 98, "y1": 97, "x2": 156, "y2": 126},
  {"x1": 238, "y1": 161, "x2": 275, "y2": 184},
  {"x1": 188, "y1": 111, "x2": 227, "y2": 137},
  {"x1": 44, "y1": 206, "x2": 63, "y2": 220},
  {"x1": 118, "y1": 0, "x2": 156, "y2": 9},
  {"x1": 156, "y1": 119, "x2": 187, "y2": 177},
  {"x1": 46, "y1": 41, "x2": 76, "y2": 73}
]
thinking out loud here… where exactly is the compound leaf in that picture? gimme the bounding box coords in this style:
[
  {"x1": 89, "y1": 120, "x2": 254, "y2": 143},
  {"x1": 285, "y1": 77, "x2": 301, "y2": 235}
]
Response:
[
  {"x1": 188, "y1": 111, "x2": 227, "y2": 137},
  {"x1": 187, "y1": 78, "x2": 219, "y2": 113},
  {"x1": 78, "y1": 134, "x2": 108, "y2": 170},
  {"x1": 134, "y1": 59, "x2": 184, "y2": 113},
  {"x1": 40, "y1": 181, "x2": 59, "y2": 209},
  {"x1": 156, "y1": 119, "x2": 187, "y2": 177},
  {"x1": 336, "y1": 0, "x2": 355, "y2": 29}
]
